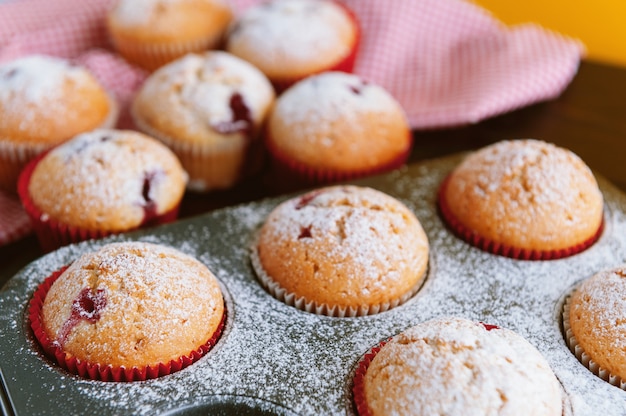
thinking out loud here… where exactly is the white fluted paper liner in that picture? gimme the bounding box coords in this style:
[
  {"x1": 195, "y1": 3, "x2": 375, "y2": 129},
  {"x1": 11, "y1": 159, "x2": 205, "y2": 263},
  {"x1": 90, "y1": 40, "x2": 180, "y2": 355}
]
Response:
[
  {"x1": 562, "y1": 297, "x2": 626, "y2": 390},
  {"x1": 249, "y1": 237, "x2": 421, "y2": 318},
  {"x1": 132, "y1": 106, "x2": 260, "y2": 192}
]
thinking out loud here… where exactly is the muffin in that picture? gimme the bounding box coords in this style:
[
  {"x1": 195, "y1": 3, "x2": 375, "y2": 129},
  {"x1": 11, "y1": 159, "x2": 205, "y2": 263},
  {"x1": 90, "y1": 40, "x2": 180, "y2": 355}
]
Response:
[
  {"x1": 437, "y1": 139, "x2": 604, "y2": 260},
  {"x1": 18, "y1": 129, "x2": 187, "y2": 252},
  {"x1": 251, "y1": 185, "x2": 429, "y2": 317},
  {"x1": 265, "y1": 71, "x2": 412, "y2": 189},
  {"x1": 106, "y1": 0, "x2": 233, "y2": 71},
  {"x1": 353, "y1": 317, "x2": 563, "y2": 416},
  {"x1": 132, "y1": 51, "x2": 275, "y2": 192},
  {"x1": 564, "y1": 265, "x2": 626, "y2": 389},
  {"x1": 225, "y1": 0, "x2": 359, "y2": 92},
  {"x1": 29, "y1": 241, "x2": 225, "y2": 381},
  {"x1": 0, "y1": 55, "x2": 118, "y2": 193}
]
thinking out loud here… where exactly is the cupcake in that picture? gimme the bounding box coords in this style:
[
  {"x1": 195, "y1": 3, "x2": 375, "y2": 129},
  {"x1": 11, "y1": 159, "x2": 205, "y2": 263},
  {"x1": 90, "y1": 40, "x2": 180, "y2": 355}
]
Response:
[
  {"x1": 563, "y1": 265, "x2": 626, "y2": 389},
  {"x1": 437, "y1": 139, "x2": 604, "y2": 260},
  {"x1": 265, "y1": 72, "x2": 412, "y2": 189},
  {"x1": 0, "y1": 55, "x2": 118, "y2": 193},
  {"x1": 353, "y1": 317, "x2": 563, "y2": 416},
  {"x1": 18, "y1": 129, "x2": 187, "y2": 252},
  {"x1": 132, "y1": 51, "x2": 275, "y2": 192},
  {"x1": 251, "y1": 185, "x2": 429, "y2": 317},
  {"x1": 225, "y1": 0, "x2": 359, "y2": 92},
  {"x1": 106, "y1": 0, "x2": 234, "y2": 71},
  {"x1": 29, "y1": 241, "x2": 225, "y2": 381}
]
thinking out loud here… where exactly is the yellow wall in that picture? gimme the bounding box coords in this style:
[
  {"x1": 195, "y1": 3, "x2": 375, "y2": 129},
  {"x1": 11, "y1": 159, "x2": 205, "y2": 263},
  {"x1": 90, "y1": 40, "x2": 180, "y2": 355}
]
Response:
[{"x1": 473, "y1": 1, "x2": 626, "y2": 68}]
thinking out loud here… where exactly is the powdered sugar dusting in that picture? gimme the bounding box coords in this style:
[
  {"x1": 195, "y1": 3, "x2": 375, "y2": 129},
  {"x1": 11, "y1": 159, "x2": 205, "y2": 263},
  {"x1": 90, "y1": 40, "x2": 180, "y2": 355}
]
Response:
[
  {"x1": 0, "y1": 55, "x2": 86, "y2": 103},
  {"x1": 460, "y1": 139, "x2": 600, "y2": 209},
  {"x1": 1, "y1": 154, "x2": 626, "y2": 415},
  {"x1": 446, "y1": 139, "x2": 604, "y2": 247},
  {"x1": 29, "y1": 129, "x2": 186, "y2": 230},
  {"x1": 570, "y1": 266, "x2": 626, "y2": 350},
  {"x1": 273, "y1": 72, "x2": 404, "y2": 134},
  {"x1": 135, "y1": 51, "x2": 274, "y2": 139},
  {"x1": 110, "y1": 0, "x2": 229, "y2": 27},
  {"x1": 43, "y1": 241, "x2": 222, "y2": 366},
  {"x1": 364, "y1": 317, "x2": 563, "y2": 415},
  {"x1": 258, "y1": 185, "x2": 428, "y2": 290},
  {"x1": 227, "y1": 0, "x2": 354, "y2": 66},
  {"x1": 0, "y1": 55, "x2": 99, "y2": 129}
]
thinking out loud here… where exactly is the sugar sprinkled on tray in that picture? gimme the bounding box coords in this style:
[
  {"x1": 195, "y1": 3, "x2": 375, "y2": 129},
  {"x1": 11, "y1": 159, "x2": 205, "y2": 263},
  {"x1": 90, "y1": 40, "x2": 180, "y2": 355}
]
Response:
[{"x1": 1, "y1": 154, "x2": 626, "y2": 415}]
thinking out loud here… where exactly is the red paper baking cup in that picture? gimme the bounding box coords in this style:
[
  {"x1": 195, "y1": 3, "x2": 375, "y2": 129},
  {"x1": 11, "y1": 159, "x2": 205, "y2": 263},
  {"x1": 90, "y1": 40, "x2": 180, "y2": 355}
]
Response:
[
  {"x1": 17, "y1": 152, "x2": 181, "y2": 253},
  {"x1": 29, "y1": 267, "x2": 226, "y2": 382},
  {"x1": 437, "y1": 174, "x2": 604, "y2": 260},
  {"x1": 264, "y1": 129, "x2": 411, "y2": 190},
  {"x1": 352, "y1": 340, "x2": 389, "y2": 416},
  {"x1": 270, "y1": 1, "x2": 360, "y2": 93}
]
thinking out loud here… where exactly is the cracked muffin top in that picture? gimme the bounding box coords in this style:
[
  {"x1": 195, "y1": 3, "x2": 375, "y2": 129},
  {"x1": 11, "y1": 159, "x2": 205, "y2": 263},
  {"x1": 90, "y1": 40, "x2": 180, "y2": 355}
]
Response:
[
  {"x1": 357, "y1": 317, "x2": 563, "y2": 416},
  {"x1": 566, "y1": 265, "x2": 626, "y2": 384},
  {"x1": 40, "y1": 241, "x2": 224, "y2": 370},
  {"x1": 251, "y1": 185, "x2": 429, "y2": 316},
  {"x1": 107, "y1": 0, "x2": 232, "y2": 44},
  {"x1": 225, "y1": 0, "x2": 358, "y2": 87},
  {"x1": 27, "y1": 129, "x2": 187, "y2": 232},
  {"x1": 106, "y1": 0, "x2": 233, "y2": 71},
  {"x1": 0, "y1": 55, "x2": 116, "y2": 146},
  {"x1": 132, "y1": 51, "x2": 275, "y2": 147},
  {"x1": 438, "y1": 139, "x2": 604, "y2": 259},
  {"x1": 266, "y1": 71, "x2": 411, "y2": 175},
  {"x1": 0, "y1": 55, "x2": 118, "y2": 192}
]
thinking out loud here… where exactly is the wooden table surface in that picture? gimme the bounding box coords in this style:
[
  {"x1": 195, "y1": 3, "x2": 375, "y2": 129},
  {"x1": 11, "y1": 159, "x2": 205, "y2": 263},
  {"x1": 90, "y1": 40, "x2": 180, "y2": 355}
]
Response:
[{"x1": 1, "y1": 59, "x2": 625, "y2": 287}]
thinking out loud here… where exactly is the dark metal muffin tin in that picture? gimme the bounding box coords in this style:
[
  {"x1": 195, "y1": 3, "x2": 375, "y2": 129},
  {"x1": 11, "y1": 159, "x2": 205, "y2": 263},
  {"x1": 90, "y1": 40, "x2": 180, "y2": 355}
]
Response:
[{"x1": 1, "y1": 154, "x2": 626, "y2": 415}]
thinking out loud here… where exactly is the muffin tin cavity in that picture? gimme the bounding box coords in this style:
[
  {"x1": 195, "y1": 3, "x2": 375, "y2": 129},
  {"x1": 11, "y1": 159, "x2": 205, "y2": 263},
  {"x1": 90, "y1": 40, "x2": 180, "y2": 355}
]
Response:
[
  {"x1": 1, "y1": 154, "x2": 626, "y2": 415},
  {"x1": 159, "y1": 395, "x2": 298, "y2": 416}
]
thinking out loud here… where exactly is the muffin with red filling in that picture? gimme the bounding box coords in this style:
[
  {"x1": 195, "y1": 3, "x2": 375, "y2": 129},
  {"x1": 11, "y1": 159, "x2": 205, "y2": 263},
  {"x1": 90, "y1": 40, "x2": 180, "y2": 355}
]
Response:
[
  {"x1": 353, "y1": 317, "x2": 563, "y2": 415},
  {"x1": 0, "y1": 55, "x2": 117, "y2": 193},
  {"x1": 18, "y1": 129, "x2": 187, "y2": 252},
  {"x1": 265, "y1": 71, "x2": 411, "y2": 189},
  {"x1": 251, "y1": 185, "x2": 429, "y2": 317},
  {"x1": 132, "y1": 51, "x2": 275, "y2": 192},
  {"x1": 29, "y1": 241, "x2": 225, "y2": 381}
]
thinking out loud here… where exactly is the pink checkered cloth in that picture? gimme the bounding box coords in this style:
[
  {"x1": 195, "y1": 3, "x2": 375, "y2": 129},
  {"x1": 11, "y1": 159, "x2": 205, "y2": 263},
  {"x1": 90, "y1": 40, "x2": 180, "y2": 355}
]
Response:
[{"x1": 0, "y1": 0, "x2": 584, "y2": 246}]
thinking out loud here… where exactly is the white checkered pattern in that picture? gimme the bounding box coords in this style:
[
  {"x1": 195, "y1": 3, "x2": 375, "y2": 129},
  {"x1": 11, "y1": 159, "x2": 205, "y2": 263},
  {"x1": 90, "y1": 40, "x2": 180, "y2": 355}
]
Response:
[{"x1": 0, "y1": 0, "x2": 584, "y2": 246}]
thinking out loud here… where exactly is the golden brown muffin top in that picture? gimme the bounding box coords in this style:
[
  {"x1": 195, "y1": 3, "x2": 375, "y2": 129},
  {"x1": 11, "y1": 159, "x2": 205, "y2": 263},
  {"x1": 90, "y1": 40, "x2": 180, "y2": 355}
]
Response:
[
  {"x1": 363, "y1": 317, "x2": 563, "y2": 416},
  {"x1": 28, "y1": 129, "x2": 187, "y2": 231},
  {"x1": 267, "y1": 72, "x2": 411, "y2": 172},
  {"x1": 255, "y1": 185, "x2": 429, "y2": 314},
  {"x1": 42, "y1": 241, "x2": 224, "y2": 368},
  {"x1": 443, "y1": 139, "x2": 603, "y2": 251},
  {"x1": 569, "y1": 266, "x2": 626, "y2": 381},
  {"x1": 132, "y1": 51, "x2": 275, "y2": 146},
  {"x1": 107, "y1": 0, "x2": 233, "y2": 43},
  {"x1": 0, "y1": 55, "x2": 115, "y2": 146},
  {"x1": 225, "y1": 0, "x2": 357, "y2": 80}
]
